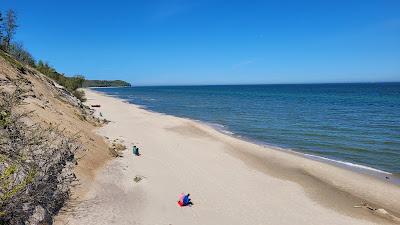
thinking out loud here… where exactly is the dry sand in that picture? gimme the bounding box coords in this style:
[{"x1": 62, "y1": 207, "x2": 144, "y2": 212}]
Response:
[{"x1": 59, "y1": 89, "x2": 400, "y2": 225}]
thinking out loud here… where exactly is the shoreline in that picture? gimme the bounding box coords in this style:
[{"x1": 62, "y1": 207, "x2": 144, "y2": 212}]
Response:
[
  {"x1": 189, "y1": 117, "x2": 398, "y2": 185},
  {"x1": 97, "y1": 89, "x2": 398, "y2": 184},
  {"x1": 63, "y1": 89, "x2": 400, "y2": 224},
  {"x1": 203, "y1": 120, "x2": 395, "y2": 177}
]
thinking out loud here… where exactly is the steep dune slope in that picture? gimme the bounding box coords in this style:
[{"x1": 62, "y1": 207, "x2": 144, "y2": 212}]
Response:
[{"x1": 0, "y1": 52, "x2": 110, "y2": 224}]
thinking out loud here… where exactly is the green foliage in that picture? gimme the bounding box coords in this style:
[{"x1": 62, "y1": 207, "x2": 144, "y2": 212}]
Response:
[
  {"x1": 65, "y1": 75, "x2": 85, "y2": 91},
  {"x1": 0, "y1": 11, "x2": 34, "y2": 68},
  {"x1": 8, "y1": 42, "x2": 35, "y2": 67},
  {"x1": 0, "y1": 162, "x2": 36, "y2": 205},
  {"x1": 0, "y1": 110, "x2": 11, "y2": 128},
  {"x1": 0, "y1": 9, "x2": 89, "y2": 104},
  {"x1": 36, "y1": 60, "x2": 56, "y2": 75},
  {"x1": 0, "y1": 49, "x2": 26, "y2": 72},
  {"x1": 36, "y1": 60, "x2": 63, "y2": 83},
  {"x1": 83, "y1": 79, "x2": 131, "y2": 87},
  {"x1": 35, "y1": 60, "x2": 86, "y2": 100},
  {"x1": 72, "y1": 89, "x2": 86, "y2": 102}
]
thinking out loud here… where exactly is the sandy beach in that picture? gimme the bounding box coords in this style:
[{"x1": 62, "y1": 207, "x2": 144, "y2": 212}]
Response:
[{"x1": 59, "y1": 89, "x2": 400, "y2": 225}]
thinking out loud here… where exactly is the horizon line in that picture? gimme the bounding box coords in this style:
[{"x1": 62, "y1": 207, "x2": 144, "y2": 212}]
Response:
[{"x1": 129, "y1": 81, "x2": 400, "y2": 87}]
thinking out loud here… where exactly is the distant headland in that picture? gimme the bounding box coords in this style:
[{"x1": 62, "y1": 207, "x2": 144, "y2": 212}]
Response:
[{"x1": 83, "y1": 80, "x2": 131, "y2": 88}]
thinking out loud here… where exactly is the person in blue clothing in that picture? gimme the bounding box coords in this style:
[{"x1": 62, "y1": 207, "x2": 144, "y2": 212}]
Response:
[{"x1": 182, "y1": 193, "x2": 193, "y2": 206}]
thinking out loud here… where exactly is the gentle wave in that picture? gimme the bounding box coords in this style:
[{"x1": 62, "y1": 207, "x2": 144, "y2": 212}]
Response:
[
  {"x1": 203, "y1": 122, "x2": 235, "y2": 135},
  {"x1": 303, "y1": 153, "x2": 392, "y2": 175},
  {"x1": 198, "y1": 120, "x2": 393, "y2": 177}
]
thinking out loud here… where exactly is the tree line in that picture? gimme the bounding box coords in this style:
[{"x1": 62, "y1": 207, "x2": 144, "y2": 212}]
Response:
[
  {"x1": 83, "y1": 80, "x2": 131, "y2": 87},
  {"x1": 0, "y1": 9, "x2": 86, "y2": 101}
]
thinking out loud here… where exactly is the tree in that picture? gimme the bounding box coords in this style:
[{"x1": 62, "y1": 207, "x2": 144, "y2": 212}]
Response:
[
  {"x1": 2, "y1": 10, "x2": 18, "y2": 51},
  {"x1": 0, "y1": 12, "x2": 3, "y2": 47}
]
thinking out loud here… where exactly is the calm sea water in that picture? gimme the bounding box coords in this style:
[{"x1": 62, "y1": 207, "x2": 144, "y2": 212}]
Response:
[{"x1": 94, "y1": 83, "x2": 400, "y2": 174}]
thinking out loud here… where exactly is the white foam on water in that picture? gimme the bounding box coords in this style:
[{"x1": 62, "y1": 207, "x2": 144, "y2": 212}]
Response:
[
  {"x1": 303, "y1": 153, "x2": 392, "y2": 175},
  {"x1": 221, "y1": 130, "x2": 235, "y2": 135},
  {"x1": 202, "y1": 122, "x2": 393, "y2": 177},
  {"x1": 202, "y1": 122, "x2": 235, "y2": 135}
]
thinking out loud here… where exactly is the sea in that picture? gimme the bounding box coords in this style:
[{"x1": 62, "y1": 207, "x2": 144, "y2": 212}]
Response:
[{"x1": 93, "y1": 83, "x2": 400, "y2": 178}]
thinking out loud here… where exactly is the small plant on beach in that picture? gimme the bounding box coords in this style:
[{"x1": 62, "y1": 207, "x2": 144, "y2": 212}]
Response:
[
  {"x1": 133, "y1": 175, "x2": 145, "y2": 183},
  {"x1": 102, "y1": 118, "x2": 110, "y2": 124},
  {"x1": 108, "y1": 141, "x2": 127, "y2": 158}
]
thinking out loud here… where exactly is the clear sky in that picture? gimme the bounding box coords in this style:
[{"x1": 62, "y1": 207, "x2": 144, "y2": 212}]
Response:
[{"x1": 2, "y1": 0, "x2": 400, "y2": 85}]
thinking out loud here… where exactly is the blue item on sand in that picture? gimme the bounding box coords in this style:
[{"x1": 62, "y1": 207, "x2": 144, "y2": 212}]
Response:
[{"x1": 183, "y1": 194, "x2": 190, "y2": 205}]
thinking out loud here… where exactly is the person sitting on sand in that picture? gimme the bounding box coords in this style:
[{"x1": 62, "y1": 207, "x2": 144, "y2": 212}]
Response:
[
  {"x1": 132, "y1": 145, "x2": 140, "y2": 156},
  {"x1": 178, "y1": 193, "x2": 193, "y2": 207},
  {"x1": 182, "y1": 193, "x2": 193, "y2": 206}
]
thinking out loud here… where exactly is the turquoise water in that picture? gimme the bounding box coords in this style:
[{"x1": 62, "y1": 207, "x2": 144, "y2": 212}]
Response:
[{"x1": 94, "y1": 83, "x2": 400, "y2": 174}]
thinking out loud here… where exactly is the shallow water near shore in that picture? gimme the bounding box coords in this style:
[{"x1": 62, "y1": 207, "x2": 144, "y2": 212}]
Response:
[{"x1": 93, "y1": 83, "x2": 400, "y2": 175}]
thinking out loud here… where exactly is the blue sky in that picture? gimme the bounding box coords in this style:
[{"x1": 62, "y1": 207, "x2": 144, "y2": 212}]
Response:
[{"x1": 2, "y1": 0, "x2": 400, "y2": 85}]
